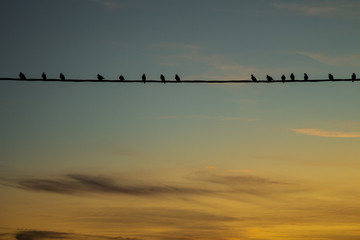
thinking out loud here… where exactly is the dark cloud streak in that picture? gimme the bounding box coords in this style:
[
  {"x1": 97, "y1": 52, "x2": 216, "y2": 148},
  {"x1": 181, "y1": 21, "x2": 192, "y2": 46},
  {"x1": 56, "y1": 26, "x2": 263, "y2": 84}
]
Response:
[
  {"x1": 15, "y1": 230, "x2": 71, "y2": 240},
  {"x1": 9, "y1": 172, "x2": 288, "y2": 200},
  {"x1": 14, "y1": 230, "x2": 139, "y2": 240},
  {"x1": 17, "y1": 174, "x2": 211, "y2": 196}
]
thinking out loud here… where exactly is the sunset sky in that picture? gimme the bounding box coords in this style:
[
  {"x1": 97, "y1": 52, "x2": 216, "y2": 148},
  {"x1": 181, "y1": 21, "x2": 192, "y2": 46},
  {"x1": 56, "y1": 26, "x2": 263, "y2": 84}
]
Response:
[{"x1": 1, "y1": 1, "x2": 360, "y2": 240}]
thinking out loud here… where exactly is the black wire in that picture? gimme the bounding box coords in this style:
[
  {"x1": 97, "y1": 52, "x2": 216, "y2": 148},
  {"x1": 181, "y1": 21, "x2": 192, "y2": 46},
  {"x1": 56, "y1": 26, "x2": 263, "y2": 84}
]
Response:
[{"x1": 0, "y1": 78, "x2": 358, "y2": 83}]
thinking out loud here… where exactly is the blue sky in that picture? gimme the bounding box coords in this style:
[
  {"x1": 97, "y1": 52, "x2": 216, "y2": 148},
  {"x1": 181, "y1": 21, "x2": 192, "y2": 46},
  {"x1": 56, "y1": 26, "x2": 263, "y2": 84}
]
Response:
[{"x1": 1, "y1": 0, "x2": 360, "y2": 80}]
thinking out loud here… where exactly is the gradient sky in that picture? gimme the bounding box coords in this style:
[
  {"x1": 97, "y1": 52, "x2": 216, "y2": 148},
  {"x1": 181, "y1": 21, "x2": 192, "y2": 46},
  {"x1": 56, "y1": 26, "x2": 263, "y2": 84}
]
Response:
[{"x1": 1, "y1": 1, "x2": 360, "y2": 240}]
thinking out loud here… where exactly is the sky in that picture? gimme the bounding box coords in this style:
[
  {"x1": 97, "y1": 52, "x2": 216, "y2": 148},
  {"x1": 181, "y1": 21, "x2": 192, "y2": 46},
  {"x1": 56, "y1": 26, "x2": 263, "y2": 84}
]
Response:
[{"x1": 0, "y1": 0, "x2": 360, "y2": 240}]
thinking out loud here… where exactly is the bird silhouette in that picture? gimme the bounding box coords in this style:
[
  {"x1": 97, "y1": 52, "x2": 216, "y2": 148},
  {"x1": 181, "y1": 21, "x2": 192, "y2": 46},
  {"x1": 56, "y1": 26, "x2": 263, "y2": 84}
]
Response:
[
  {"x1": 290, "y1": 73, "x2": 295, "y2": 81},
  {"x1": 97, "y1": 74, "x2": 104, "y2": 80},
  {"x1": 142, "y1": 74, "x2": 146, "y2": 83},
  {"x1": 175, "y1": 74, "x2": 181, "y2": 82},
  {"x1": 281, "y1": 74, "x2": 286, "y2": 83},
  {"x1": 266, "y1": 75, "x2": 273, "y2": 81},
  {"x1": 160, "y1": 74, "x2": 165, "y2": 83},
  {"x1": 60, "y1": 73, "x2": 65, "y2": 80},
  {"x1": 352, "y1": 73, "x2": 356, "y2": 82},
  {"x1": 19, "y1": 72, "x2": 26, "y2": 80},
  {"x1": 329, "y1": 74, "x2": 334, "y2": 81},
  {"x1": 42, "y1": 72, "x2": 47, "y2": 80},
  {"x1": 304, "y1": 73, "x2": 309, "y2": 81},
  {"x1": 251, "y1": 74, "x2": 257, "y2": 82},
  {"x1": 119, "y1": 75, "x2": 125, "y2": 81}
]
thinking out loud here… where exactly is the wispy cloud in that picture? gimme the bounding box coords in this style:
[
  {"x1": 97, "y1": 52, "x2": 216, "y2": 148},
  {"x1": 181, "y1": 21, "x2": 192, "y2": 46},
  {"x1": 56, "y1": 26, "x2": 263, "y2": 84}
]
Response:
[
  {"x1": 15, "y1": 230, "x2": 72, "y2": 240},
  {"x1": 5, "y1": 171, "x2": 286, "y2": 199},
  {"x1": 16, "y1": 174, "x2": 211, "y2": 196},
  {"x1": 292, "y1": 128, "x2": 360, "y2": 138},
  {"x1": 0, "y1": 233, "x2": 11, "y2": 240},
  {"x1": 14, "y1": 230, "x2": 139, "y2": 240},
  {"x1": 273, "y1": 1, "x2": 360, "y2": 17},
  {"x1": 295, "y1": 51, "x2": 360, "y2": 67}
]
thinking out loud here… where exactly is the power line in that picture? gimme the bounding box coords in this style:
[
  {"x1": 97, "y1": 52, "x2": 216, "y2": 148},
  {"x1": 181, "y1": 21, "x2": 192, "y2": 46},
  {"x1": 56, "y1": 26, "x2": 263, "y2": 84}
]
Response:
[{"x1": 0, "y1": 78, "x2": 358, "y2": 83}]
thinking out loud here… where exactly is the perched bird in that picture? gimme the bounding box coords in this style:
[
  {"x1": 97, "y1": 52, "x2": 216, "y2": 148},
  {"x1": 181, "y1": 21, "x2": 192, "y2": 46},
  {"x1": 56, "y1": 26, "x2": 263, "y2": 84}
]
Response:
[
  {"x1": 97, "y1": 74, "x2": 104, "y2": 80},
  {"x1": 329, "y1": 73, "x2": 334, "y2": 81},
  {"x1": 352, "y1": 73, "x2": 356, "y2": 82},
  {"x1": 281, "y1": 74, "x2": 286, "y2": 83},
  {"x1": 160, "y1": 74, "x2": 165, "y2": 83},
  {"x1": 175, "y1": 74, "x2": 181, "y2": 82},
  {"x1": 142, "y1": 74, "x2": 146, "y2": 83},
  {"x1": 290, "y1": 73, "x2": 295, "y2": 81},
  {"x1": 42, "y1": 72, "x2": 47, "y2": 80},
  {"x1": 304, "y1": 73, "x2": 309, "y2": 81},
  {"x1": 19, "y1": 72, "x2": 26, "y2": 80},
  {"x1": 60, "y1": 73, "x2": 65, "y2": 80},
  {"x1": 251, "y1": 74, "x2": 257, "y2": 82},
  {"x1": 119, "y1": 75, "x2": 125, "y2": 81},
  {"x1": 266, "y1": 75, "x2": 273, "y2": 81}
]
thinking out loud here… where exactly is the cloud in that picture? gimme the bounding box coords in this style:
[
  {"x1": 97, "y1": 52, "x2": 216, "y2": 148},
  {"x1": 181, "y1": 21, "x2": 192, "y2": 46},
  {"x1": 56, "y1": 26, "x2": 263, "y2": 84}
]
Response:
[
  {"x1": 190, "y1": 172, "x2": 285, "y2": 198},
  {"x1": 292, "y1": 128, "x2": 360, "y2": 138},
  {"x1": 15, "y1": 230, "x2": 71, "y2": 240},
  {"x1": 16, "y1": 174, "x2": 211, "y2": 196},
  {"x1": 295, "y1": 51, "x2": 360, "y2": 67},
  {"x1": 0, "y1": 233, "x2": 12, "y2": 240},
  {"x1": 6, "y1": 171, "x2": 288, "y2": 200},
  {"x1": 273, "y1": 1, "x2": 360, "y2": 17},
  {"x1": 79, "y1": 208, "x2": 244, "y2": 240},
  {"x1": 14, "y1": 230, "x2": 139, "y2": 240}
]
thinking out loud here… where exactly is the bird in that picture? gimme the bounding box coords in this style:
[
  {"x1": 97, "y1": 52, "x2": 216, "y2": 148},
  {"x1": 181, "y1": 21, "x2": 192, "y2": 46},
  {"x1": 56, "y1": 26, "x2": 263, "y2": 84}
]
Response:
[
  {"x1": 281, "y1": 74, "x2": 286, "y2": 83},
  {"x1": 142, "y1": 74, "x2": 146, "y2": 83},
  {"x1": 329, "y1": 73, "x2": 334, "y2": 81},
  {"x1": 290, "y1": 73, "x2": 295, "y2": 81},
  {"x1": 42, "y1": 72, "x2": 47, "y2": 80},
  {"x1": 251, "y1": 74, "x2": 257, "y2": 82},
  {"x1": 175, "y1": 74, "x2": 181, "y2": 82},
  {"x1": 119, "y1": 75, "x2": 125, "y2": 81},
  {"x1": 60, "y1": 73, "x2": 65, "y2": 80},
  {"x1": 19, "y1": 72, "x2": 26, "y2": 80},
  {"x1": 352, "y1": 73, "x2": 356, "y2": 82},
  {"x1": 266, "y1": 75, "x2": 273, "y2": 81},
  {"x1": 160, "y1": 74, "x2": 165, "y2": 83},
  {"x1": 97, "y1": 74, "x2": 104, "y2": 80},
  {"x1": 304, "y1": 73, "x2": 309, "y2": 81}
]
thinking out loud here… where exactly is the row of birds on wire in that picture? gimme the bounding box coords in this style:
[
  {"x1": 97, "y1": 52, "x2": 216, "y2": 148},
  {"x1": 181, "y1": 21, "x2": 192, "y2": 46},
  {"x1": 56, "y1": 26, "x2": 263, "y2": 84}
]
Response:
[
  {"x1": 256, "y1": 73, "x2": 357, "y2": 82},
  {"x1": 17, "y1": 72, "x2": 182, "y2": 82},
  {"x1": 16, "y1": 72, "x2": 358, "y2": 82}
]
